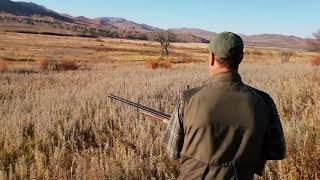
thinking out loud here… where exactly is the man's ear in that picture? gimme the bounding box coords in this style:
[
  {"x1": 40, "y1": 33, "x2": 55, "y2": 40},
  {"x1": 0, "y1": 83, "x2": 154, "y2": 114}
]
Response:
[
  {"x1": 240, "y1": 52, "x2": 244, "y2": 61},
  {"x1": 210, "y1": 52, "x2": 215, "y2": 66}
]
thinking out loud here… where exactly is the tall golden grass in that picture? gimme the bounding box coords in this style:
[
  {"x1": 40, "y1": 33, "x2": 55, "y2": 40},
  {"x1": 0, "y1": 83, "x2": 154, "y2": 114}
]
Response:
[{"x1": 0, "y1": 62, "x2": 319, "y2": 179}]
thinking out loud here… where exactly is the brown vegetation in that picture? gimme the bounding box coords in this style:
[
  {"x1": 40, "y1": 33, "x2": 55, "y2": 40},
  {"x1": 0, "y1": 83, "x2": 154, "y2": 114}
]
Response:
[
  {"x1": 36, "y1": 58, "x2": 49, "y2": 71},
  {"x1": 0, "y1": 32, "x2": 318, "y2": 64},
  {"x1": 59, "y1": 60, "x2": 79, "y2": 71},
  {"x1": 171, "y1": 56, "x2": 195, "y2": 64},
  {"x1": 0, "y1": 59, "x2": 8, "y2": 72},
  {"x1": 158, "y1": 61, "x2": 173, "y2": 69},
  {"x1": 311, "y1": 56, "x2": 320, "y2": 66},
  {"x1": 145, "y1": 61, "x2": 158, "y2": 69},
  {"x1": 36, "y1": 58, "x2": 79, "y2": 71},
  {"x1": 145, "y1": 60, "x2": 172, "y2": 70}
]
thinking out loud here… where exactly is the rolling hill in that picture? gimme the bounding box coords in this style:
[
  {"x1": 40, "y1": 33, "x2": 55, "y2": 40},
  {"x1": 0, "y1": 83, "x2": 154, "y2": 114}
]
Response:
[
  {"x1": 0, "y1": 0, "x2": 73, "y2": 22},
  {"x1": 0, "y1": 0, "x2": 208, "y2": 43},
  {"x1": 170, "y1": 28, "x2": 320, "y2": 50},
  {"x1": 93, "y1": 17, "x2": 161, "y2": 32},
  {"x1": 169, "y1": 28, "x2": 217, "y2": 40},
  {"x1": 0, "y1": 0, "x2": 318, "y2": 49}
]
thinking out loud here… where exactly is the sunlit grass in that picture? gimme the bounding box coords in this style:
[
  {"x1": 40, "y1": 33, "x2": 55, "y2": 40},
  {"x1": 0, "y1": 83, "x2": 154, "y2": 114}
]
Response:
[{"x1": 0, "y1": 62, "x2": 319, "y2": 179}]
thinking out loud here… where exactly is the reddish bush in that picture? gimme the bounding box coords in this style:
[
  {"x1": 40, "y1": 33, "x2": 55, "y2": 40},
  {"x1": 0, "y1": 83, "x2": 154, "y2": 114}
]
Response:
[
  {"x1": 36, "y1": 58, "x2": 49, "y2": 71},
  {"x1": 60, "y1": 60, "x2": 79, "y2": 71},
  {"x1": 311, "y1": 56, "x2": 320, "y2": 66},
  {"x1": 158, "y1": 61, "x2": 172, "y2": 69},
  {"x1": 184, "y1": 59, "x2": 195, "y2": 64},
  {"x1": 145, "y1": 61, "x2": 159, "y2": 69},
  {"x1": 145, "y1": 60, "x2": 172, "y2": 70},
  {"x1": 0, "y1": 59, "x2": 8, "y2": 72}
]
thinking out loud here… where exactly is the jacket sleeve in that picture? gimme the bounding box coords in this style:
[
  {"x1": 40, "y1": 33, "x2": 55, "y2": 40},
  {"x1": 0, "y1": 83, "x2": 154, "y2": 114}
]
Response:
[
  {"x1": 262, "y1": 95, "x2": 286, "y2": 160},
  {"x1": 162, "y1": 100, "x2": 184, "y2": 160}
]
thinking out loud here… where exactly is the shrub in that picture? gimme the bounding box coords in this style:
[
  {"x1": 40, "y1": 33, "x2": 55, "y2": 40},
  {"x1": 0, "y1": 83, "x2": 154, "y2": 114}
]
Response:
[
  {"x1": 36, "y1": 58, "x2": 49, "y2": 71},
  {"x1": 145, "y1": 61, "x2": 159, "y2": 70},
  {"x1": 145, "y1": 60, "x2": 172, "y2": 70},
  {"x1": 47, "y1": 61, "x2": 61, "y2": 71},
  {"x1": 158, "y1": 61, "x2": 172, "y2": 69},
  {"x1": 60, "y1": 60, "x2": 79, "y2": 71},
  {"x1": 311, "y1": 56, "x2": 320, "y2": 66},
  {"x1": 184, "y1": 59, "x2": 195, "y2": 64},
  {"x1": 0, "y1": 59, "x2": 8, "y2": 72},
  {"x1": 39, "y1": 60, "x2": 79, "y2": 71}
]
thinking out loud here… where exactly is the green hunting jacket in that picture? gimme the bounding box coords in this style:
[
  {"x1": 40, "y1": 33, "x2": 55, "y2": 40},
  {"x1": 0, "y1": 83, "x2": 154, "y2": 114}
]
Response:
[{"x1": 163, "y1": 71, "x2": 286, "y2": 180}]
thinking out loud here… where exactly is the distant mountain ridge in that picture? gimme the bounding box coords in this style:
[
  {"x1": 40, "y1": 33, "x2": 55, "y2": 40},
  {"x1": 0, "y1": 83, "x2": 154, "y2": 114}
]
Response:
[
  {"x1": 0, "y1": 0, "x2": 74, "y2": 22},
  {"x1": 241, "y1": 34, "x2": 315, "y2": 50},
  {"x1": 0, "y1": 0, "x2": 318, "y2": 49},
  {"x1": 170, "y1": 28, "x2": 319, "y2": 50},
  {"x1": 92, "y1": 17, "x2": 162, "y2": 32},
  {"x1": 169, "y1": 28, "x2": 217, "y2": 40}
]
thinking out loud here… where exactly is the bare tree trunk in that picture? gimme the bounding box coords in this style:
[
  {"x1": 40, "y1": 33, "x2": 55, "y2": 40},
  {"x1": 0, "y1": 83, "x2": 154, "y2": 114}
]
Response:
[{"x1": 164, "y1": 46, "x2": 169, "y2": 56}]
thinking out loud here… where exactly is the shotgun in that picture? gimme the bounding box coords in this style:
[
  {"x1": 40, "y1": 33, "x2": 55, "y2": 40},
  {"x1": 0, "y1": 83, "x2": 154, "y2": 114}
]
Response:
[{"x1": 108, "y1": 94, "x2": 171, "y2": 123}]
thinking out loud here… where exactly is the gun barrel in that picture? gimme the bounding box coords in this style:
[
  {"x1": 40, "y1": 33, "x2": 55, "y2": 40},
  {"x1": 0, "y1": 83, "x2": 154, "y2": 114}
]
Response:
[{"x1": 108, "y1": 94, "x2": 171, "y2": 120}]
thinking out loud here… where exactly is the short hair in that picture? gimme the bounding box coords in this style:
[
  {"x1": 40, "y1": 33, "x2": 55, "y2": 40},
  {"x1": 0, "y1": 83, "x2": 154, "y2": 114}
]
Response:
[{"x1": 215, "y1": 51, "x2": 243, "y2": 69}]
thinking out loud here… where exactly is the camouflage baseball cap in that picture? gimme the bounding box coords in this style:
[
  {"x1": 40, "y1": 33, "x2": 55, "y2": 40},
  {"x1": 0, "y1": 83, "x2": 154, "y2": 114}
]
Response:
[{"x1": 208, "y1": 32, "x2": 244, "y2": 59}]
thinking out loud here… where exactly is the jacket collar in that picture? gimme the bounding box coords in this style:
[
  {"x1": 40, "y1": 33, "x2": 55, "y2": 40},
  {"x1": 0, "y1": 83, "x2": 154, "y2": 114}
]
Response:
[{"x1": 205, "y1": 71, "x2": 242, "y2": 84}]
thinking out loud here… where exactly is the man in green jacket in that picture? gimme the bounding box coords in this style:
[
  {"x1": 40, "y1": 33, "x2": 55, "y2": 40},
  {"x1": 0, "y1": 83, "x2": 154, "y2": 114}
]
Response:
[{"x1": 163, "y1": 32, "x2": 286, "y2": 180}]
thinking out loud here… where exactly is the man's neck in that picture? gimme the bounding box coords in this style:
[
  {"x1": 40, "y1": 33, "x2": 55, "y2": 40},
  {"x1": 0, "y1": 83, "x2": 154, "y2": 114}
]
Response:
[{"x1": 211, "y1": 68, "x2": 238, "y2": 76}]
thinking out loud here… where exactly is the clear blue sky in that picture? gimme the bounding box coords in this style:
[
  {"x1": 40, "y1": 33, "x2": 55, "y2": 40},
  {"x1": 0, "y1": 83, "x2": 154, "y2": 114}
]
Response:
[{"x1": 15, "y1": 0, "x2": 320, "y2": 38}]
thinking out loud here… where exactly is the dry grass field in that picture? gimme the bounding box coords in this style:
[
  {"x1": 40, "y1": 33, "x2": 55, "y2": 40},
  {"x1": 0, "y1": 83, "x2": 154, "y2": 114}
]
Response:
[
  {"x1": 0, "y1": 32, "x2": 319, "y2": 179},
  {"x1": 0, "y1": 32, "x2": 318, "y2": 65}
]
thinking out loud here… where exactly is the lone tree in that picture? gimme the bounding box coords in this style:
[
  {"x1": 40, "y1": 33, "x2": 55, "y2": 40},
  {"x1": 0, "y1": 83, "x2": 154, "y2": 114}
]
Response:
[{"x1": 153, "y1": 31, "x2": 176, "y2": 57}]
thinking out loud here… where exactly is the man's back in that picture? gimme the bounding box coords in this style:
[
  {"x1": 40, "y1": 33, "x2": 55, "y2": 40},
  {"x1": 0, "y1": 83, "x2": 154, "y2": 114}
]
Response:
[
  {"x1": 163, "y1": 72, "x2": 285, "y2": 180},
  {"x1": 179, "y1": 72, "x2": 268, "y2": 179},
  {"x1": 163, "y1": 32, "x2": 285, "y2": 180}
]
